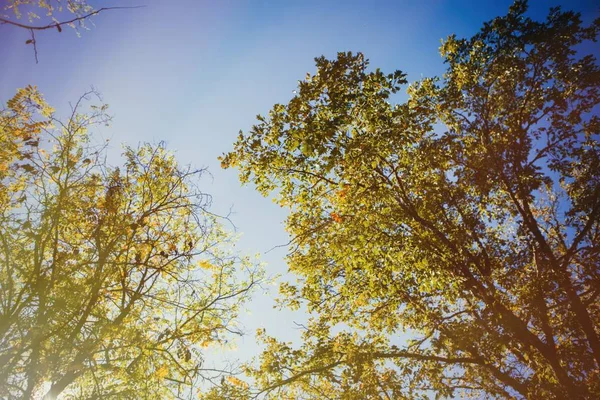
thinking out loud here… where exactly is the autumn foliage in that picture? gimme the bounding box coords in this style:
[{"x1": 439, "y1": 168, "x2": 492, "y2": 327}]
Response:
[
  {"x1": 222, "y1": 2, "x2": 600, "y2": 399},
  {"x1": 0, "y1": 87, "x2": 260, "y2": 399}
]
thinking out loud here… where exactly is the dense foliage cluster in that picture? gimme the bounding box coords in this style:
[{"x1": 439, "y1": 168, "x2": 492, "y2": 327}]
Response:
[{"x1": 222, "y1": 2, "x2": 600, "y2": 398}]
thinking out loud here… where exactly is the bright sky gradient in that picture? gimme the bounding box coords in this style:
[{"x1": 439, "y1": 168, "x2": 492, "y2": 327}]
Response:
[{"x1": 1, "y1": 0, "x2": 598, "y2": 373}]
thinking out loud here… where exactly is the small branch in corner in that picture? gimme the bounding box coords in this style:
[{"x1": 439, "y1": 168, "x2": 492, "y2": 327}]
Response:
[
  {"x1": 0, "y1": 6, "x2": 146, "y2": 32},
  {"x1": 1, "y1": 5, "x2": 146, "y2": 64}
]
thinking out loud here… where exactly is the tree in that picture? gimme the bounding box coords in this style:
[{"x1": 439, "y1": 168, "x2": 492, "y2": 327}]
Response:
[
  {"x1": 0, "y1": 1, "x2": 141, "y2": 63},
  {"x1": 220, "y1": 1, "x2": 600, "y2": 398},
  {"x1": 0, "y1": 86, "x2": 261, "y2": 399}
]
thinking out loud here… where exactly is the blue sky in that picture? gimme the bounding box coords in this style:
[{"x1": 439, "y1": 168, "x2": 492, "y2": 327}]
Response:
[{"x1": 1, "y1": 0, "x2": 598, "y2": 374}]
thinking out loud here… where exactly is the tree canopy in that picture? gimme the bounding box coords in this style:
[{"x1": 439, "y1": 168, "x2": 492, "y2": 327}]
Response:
[
  {"x1": 221, "y1": 1, "x2": 600, "y2": 398},
  {"x1": 0, "y1": 86, "x2": 261, "y2": 399}
]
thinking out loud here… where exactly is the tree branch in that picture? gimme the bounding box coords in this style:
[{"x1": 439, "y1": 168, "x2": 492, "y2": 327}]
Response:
[{"x1": 0, "y1": 6, "x2": 145, "y2": 31}]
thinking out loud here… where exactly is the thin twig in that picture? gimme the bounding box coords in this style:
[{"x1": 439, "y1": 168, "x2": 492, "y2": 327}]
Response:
[{"x1": 29, "y1": 29, "x2": 38, "y2": 63}]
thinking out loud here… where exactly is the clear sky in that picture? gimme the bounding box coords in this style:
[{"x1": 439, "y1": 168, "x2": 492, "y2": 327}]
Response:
[{"x1": 1, "y1": 0, "x2": 598, "y2": 375}]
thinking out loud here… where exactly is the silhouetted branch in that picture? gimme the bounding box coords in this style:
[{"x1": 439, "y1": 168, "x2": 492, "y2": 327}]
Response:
[
  {"x1": 0, "y1": 6, "x2": 145, "y2": 31},
  {"x1": 0, "y1": 5, "x2": 145, "y2": 63}
]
